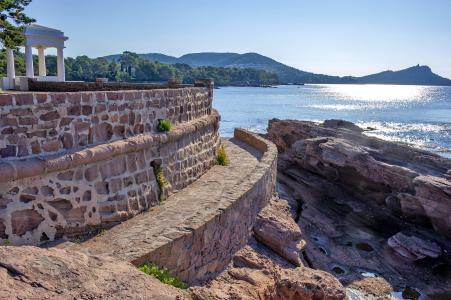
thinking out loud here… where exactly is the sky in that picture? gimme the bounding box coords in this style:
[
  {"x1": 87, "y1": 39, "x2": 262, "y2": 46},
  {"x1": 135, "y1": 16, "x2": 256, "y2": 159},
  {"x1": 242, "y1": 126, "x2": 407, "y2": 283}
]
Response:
[{"x1": 25, "y1": 0, "x2": 451, "y2": 78}]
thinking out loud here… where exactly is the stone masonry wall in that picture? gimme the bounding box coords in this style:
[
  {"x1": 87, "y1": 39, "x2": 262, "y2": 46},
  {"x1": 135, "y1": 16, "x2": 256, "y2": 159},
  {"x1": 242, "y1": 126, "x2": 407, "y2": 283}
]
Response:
[
  {"x1": 0, "y1": 88, "x2": 212, "y2": 159},
  {"x1": 145, "y1": 129, "x2": 278, "y2": 284},
  {"x1": 0, "y1": 86, "x2": 219, "y2": 245}
]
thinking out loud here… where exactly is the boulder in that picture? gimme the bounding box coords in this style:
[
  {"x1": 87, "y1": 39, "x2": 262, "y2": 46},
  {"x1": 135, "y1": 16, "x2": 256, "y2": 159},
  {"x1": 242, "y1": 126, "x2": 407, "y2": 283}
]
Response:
[
  {"x1": 0, "y1": 246, "x2": 188, "y2": 299},
  {"x1": 269, "y1": 268, "x2": 346, "y2": 300},
  {"x1": 253, "y1": 198, "x2": 305, "y2": 266},
  {"x1": 387, "y1": 232, "x2": 442, "y2": 261},
  {"x1": 413, "y1": 175, "x2": 451, "y2": 237},
  {"x1": 191, "y1": 241, "x2": 345, "y2": 300}
]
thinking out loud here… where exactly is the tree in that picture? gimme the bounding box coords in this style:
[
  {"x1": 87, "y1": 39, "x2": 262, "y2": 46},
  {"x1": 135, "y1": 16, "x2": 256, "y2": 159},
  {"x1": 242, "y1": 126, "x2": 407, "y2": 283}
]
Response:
[{"x1": 0, "y1": 0, "x2": 35, "y2": 48}]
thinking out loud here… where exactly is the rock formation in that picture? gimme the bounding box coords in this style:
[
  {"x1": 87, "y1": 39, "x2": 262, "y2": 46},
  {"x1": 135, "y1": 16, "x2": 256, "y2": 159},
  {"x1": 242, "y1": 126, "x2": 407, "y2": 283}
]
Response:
[
  {"x1": 0, "y1": 246, "x2": 188, "y2": 299},
  {"x1": 267, "y1": 118, "x2": 451, "y2": 298},
  {"x1": 191, "y1": 197, "x2": 346, "y2": 300},
  {"x1": 388, "y1": 232, "x2": 442, "y2": 261}
]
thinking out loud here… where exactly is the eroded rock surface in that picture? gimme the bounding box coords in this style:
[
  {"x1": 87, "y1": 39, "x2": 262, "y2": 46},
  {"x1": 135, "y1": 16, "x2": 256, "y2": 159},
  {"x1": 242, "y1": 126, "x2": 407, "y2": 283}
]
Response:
[
  {"x1": 267, "y1": 119, "x2": 451, "y2": 298},
  {"x1": 254, "y1": 198, "x2": 305, "y2": 266},
  {"x1": 0, "y1": 246, "x2": 188, "y2": 300},
  {"x1": 191, "y1": 239, "x2": 345, "y2": 300},
  {"x1": 191, "y1": 197, "x2": 345, "y2": 300},
  {"x1": 388, "y1": 232, "x2": 442, "y2": 261}
]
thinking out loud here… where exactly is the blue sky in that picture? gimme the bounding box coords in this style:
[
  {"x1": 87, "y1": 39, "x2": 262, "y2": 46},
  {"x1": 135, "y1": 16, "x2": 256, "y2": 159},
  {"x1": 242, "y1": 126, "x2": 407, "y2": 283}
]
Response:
[{"x1": 26, "y1": 0, "x2": 451, "y2": 78}]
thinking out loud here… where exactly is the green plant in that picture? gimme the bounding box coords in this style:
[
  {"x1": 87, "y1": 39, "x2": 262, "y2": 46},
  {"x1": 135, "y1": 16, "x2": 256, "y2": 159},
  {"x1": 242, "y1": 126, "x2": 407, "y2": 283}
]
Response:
[
  {"x1": 155, "y1": 166, "x2": 170, "y2": 189},
  {"x1": 217, "y1": 145, "x2": 230, "y2": 166},
  {"x1": 154, "y1": 165, "x2": 171, "y2": 201},
  {"x1": 139, "y1": 262, "x2": 188, "y2": 289},
  {"x1": 3, "y1": 239, "x2": 11, "y2": 246},
  {"x1": 157, "y1": 119, "x2": 172, "y2": 132}
]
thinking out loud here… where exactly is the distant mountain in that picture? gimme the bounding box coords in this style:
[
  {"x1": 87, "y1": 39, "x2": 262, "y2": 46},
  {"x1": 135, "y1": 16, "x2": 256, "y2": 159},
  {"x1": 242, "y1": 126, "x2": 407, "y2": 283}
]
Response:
[
  {"x1": 355, "y1": 65, "x2": 451, "y2": 86},
  {"x1": 104, "y1": 52, "x2": 451, "y2": 86}
]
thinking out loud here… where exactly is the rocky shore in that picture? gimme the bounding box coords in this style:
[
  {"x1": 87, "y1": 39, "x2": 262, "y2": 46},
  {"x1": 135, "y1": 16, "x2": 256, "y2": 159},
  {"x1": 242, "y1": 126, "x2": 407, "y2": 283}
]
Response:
[
  {"x1": 1, "y1": 118, "x2": 450, "y2": 299},
  {"x1": 193, "y1": 118, "x2": 451, "y2": 299},
  {"x1": 266, "y1": 119, "x2": 451, "y2": 299}
]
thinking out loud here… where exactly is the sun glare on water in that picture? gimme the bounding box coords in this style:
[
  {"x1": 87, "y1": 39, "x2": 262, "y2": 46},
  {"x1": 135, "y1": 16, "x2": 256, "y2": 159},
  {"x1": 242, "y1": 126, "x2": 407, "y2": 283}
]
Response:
[{"x1": 322, "y1": 84, "x2": 427, "y2": 102}]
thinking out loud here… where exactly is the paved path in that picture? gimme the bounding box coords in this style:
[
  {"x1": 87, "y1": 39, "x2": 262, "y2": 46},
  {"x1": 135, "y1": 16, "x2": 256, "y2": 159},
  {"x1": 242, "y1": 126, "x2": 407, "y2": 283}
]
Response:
[{"x1": 63, "y1": 138, "x2": 261, "y2": 263}]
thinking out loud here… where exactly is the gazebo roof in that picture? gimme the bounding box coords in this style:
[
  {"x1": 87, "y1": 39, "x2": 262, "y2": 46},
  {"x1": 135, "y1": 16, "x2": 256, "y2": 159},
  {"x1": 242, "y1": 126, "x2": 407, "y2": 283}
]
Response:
[{"x1": 24, "y1": 24, "x2": 68, "y2": 48}]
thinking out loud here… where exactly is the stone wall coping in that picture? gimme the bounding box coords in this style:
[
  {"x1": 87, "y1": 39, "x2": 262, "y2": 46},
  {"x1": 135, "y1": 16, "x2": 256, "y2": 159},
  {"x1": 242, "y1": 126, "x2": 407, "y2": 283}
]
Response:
[
  {"x1": 0, "y1": 86, "x2": 208, "y2": 103},
  {"x1": 27, "y1": 78, "x2": 214, "y2": 92},
  {"x1": 61, "y1": 129, "x2": 278, "y2": 284},
  {"x1": 0, "y1": 110, "x2": 220, "y2": 183}
]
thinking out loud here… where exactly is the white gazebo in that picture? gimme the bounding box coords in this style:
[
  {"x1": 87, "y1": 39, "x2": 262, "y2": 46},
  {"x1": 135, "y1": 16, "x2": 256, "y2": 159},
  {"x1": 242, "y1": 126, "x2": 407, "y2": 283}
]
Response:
[{"x1": 2, "y1": 24, "x2": 68, "y2": 90}]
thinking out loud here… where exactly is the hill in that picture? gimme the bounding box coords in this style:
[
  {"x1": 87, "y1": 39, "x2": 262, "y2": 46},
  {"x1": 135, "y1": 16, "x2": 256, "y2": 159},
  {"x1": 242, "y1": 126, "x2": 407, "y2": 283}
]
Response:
[
  {"x1": 355, "y1": 65, "x2": 451, "y2": 86},
  {"x1": 104, "y1": 52, "x2": 451, "y2": 86}
]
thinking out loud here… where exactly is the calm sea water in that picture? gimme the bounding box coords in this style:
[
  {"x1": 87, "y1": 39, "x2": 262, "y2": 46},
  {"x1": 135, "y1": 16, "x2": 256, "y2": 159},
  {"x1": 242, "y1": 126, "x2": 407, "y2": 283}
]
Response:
[{"x1": 213, "y1": 84, "x2": 451, "y2": 158}]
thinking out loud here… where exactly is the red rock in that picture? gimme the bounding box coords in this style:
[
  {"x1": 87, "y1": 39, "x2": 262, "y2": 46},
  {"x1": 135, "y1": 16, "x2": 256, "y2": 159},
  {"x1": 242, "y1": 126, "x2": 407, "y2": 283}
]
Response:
[
  {"x1": 388, "y1": 232, "x2": 442, "y2": 261},
  {"x1": 42, "y1": 139, "x2": 61, "y2": 152},
  {"x1": 93, "y1": 122, "x2": 113, "y2": 142},
  {"x1": 11, "y1": 209, "x2": 44, "y2": 236},
  {"x1": 0, "y1": 94, "x2": 13, "y2": 106},
  {"x1": 254, "y1": 198, "x2": 305, "y2": 266},
  {"x1": 15, "y1": 94, "x2": 33, "y2": 106},
  {"x1": 40, "y1": 110, "x2": 60, "y2": 121},
  {"x1": 0, "y1": 246, "x2": 188, "y2": 299}
]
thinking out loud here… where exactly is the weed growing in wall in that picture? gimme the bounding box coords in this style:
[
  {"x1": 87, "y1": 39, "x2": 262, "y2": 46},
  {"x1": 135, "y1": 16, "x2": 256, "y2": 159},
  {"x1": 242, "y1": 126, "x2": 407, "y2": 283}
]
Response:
[
  {"x1": 154, "y1": 165, "x2": 171, "y2": 201},
  {"x1": 157, "y1": 119, "x2": 172, "y2": 132},
  {"x1": 217, "y1": 145, "x2": 230, "y2": 166},
  {"x1": 139, "y1": 262, "x2": 188, "y2": 289},
  {"x1": 3, "y1": 239, "x2": 11, "y2": 246}
]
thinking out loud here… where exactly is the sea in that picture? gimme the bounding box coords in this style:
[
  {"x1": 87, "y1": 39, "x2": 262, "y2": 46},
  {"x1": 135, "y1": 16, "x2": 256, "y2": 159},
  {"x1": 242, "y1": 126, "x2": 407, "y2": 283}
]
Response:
[{"x1": 213, "y1": 84, "x2": 451, "y2": 158}]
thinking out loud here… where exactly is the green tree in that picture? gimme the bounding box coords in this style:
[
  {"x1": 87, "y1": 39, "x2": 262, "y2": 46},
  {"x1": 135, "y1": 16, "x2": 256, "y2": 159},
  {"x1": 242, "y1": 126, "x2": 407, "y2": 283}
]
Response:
[{"x1": 0, "y1": 0, "x2": 35, "y2": 48}]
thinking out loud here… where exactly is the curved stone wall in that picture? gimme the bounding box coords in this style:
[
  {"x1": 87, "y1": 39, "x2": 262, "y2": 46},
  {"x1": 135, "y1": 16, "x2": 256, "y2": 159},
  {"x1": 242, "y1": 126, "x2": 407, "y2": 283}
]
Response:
[
  {"x1": 146, "y1": 129, "x2": 277, "y2": 284},
  {"x1": 0, "y1": 87, "x2": 219, "y2": 245},
  {"x1": 0, "y1": 88, "x2": 212, "y2": 159}
]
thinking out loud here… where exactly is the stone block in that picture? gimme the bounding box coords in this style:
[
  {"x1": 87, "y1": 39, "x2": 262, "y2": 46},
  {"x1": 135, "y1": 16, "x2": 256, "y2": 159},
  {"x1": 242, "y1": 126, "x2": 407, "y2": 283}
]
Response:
[
  {"x1": 19, "y1": 116, "x2": 38, "y2": 125},
  {"x1": 0, "y1": 94, "x2": 13, "y2": 106},
  {"x1": 84, "y1": 165, "x2": 98, "y2": 182},
  {"x1": 93, "y1": 123, "x2": 113, "y2": 142},
  {"x1": 40, "y1": 110, "x2": 60, "y2": 121},
  {"x1": 42, "y1": 139, "x2": 61, "y2": 152},
  {"x1": 95, "y1": 182, "x2": 109, "y2": 194},
  {"x1": 11, "y1": 209, "x2": 44, "y2": 236},
  {"x1": 61, "y1": 132, "x2": 74, "y2": 149},
  {"x1": 15, "y1": 94, "x2": 34, "y2": 106}
]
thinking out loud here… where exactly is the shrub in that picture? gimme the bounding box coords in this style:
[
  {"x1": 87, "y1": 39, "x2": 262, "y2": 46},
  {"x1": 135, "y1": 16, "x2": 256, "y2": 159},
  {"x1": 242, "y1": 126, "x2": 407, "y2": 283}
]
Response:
[
  {"x1": 3, "y1": 239, "x2": 11, "y2": 246},
  {"x1": 157, "y1": 119, "x2": 172, "y2": 132},
  {"x1": 217, "y1": 145, "x2": 230, "y2": 166},
  {"x1": 139, "y1": 262, "x2": 188, "y2": 289}
]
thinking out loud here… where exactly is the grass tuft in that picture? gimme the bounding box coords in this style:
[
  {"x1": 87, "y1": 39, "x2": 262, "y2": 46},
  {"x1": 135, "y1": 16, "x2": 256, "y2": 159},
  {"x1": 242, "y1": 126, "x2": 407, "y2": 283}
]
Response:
[
  {"x1": 217, "y1": 145, "x2": 230, "y2": 166},
  {"x1": 157, "y1": 119, "x2": 172, "y2": 132},
  {"x1": 3, "y1": 239, "x2": 11, "y2": 246},
  {"x1": 139, "y1": 262, "x2": 188, "y2": 289}
]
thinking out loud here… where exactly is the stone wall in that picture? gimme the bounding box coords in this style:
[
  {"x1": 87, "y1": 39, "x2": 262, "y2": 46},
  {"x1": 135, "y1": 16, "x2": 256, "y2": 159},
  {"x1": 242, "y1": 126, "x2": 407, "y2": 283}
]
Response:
[
  {"x1": 28, "y1": 78, "x2": 213, "y2": 92},
  {"x1": 0, "y1": 86, "x2": 220, "y2": 245},
  {"x1": 0, "y1": 88, "x2": 212, "y2": 159},
  {"x1": 145, "y1": 129, "x2": 278, "y2": 284}
]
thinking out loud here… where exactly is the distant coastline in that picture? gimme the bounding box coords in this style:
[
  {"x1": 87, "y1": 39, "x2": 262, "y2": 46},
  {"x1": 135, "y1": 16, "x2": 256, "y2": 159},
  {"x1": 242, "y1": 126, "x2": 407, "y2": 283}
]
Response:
[{"x1": 105, "y1": 52, "x2": 451, "y2": 87}]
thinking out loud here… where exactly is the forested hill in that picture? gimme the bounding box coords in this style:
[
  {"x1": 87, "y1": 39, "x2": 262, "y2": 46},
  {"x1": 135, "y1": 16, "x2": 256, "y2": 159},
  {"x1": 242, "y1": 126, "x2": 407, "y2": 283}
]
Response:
[
  {"x1": 105, "y1": 52, "x2": 451, "y2": 86},
  {"x1": 104, "y1": 52, "x2": 347, "y2": 84},
  {"x1": 0, "y1": 51, "x2": 278, "y2": 86}
]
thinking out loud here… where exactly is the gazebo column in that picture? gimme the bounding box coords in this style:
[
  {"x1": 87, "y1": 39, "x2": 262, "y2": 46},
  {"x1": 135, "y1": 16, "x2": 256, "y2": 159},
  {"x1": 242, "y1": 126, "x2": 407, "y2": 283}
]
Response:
[
  {"x1": 6, "y1": 48, "x2": 15, "y2": 80},
  {"x1": 38, "y1": 47, "x2": 46, "y2": 76},
  {"x1": 25, "y1": 45, "x2": 34, "y2": 78},
  {"x1": 57, "y1": 47, "x2": 65, "y2": 81}
]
